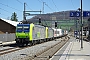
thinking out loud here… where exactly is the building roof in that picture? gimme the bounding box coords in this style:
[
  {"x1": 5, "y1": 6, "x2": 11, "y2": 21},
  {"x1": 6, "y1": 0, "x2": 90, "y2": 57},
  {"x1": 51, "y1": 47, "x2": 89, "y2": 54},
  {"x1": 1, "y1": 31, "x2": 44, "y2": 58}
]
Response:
[{"x1": 0, "y1": 18, "x2": 21, "y2": 27}]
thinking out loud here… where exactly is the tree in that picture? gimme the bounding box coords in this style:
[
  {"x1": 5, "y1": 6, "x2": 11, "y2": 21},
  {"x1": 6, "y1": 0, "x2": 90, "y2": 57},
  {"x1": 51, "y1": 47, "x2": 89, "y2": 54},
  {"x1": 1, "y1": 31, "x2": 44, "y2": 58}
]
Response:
[{"x1": 11, "y1": 12, "x2": 18, "y2": 21}]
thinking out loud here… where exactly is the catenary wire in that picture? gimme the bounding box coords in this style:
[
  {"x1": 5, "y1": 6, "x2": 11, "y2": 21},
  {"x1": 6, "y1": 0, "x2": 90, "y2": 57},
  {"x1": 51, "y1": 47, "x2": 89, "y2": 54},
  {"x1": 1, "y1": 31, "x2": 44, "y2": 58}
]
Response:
[
  {"x1": 0, "y1": 2, "x2": 22, "y2": 12},
  {"x1": 51, "y1": 0, "x2": 59, "y2": 11}
]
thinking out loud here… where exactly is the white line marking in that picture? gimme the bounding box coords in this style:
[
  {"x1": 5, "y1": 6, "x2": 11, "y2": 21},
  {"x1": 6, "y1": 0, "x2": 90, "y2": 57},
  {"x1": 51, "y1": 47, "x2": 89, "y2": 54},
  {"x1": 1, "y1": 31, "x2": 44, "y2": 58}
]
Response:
[
  {"x1": 49, "y1": 40, "x2": 72, "y2": 60},
  {"x1": 59, "y1": 42, "x2": 72, "y2": 60}
]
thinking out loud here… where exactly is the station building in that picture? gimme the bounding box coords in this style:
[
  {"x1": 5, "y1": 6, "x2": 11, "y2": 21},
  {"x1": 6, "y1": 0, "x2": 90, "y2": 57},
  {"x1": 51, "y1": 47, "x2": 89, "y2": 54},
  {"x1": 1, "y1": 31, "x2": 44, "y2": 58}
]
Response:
[{"x1": 0, "y1": 18, "x2": 20, "y2": 33}]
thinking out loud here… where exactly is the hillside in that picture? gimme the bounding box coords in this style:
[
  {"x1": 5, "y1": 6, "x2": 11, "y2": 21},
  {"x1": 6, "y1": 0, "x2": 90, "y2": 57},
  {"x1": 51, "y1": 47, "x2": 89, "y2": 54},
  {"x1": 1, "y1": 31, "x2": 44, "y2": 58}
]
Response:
[
  {"x1": 25, "y1": 11, "x2": 89, "y2": 31},
  {"x1": 28, "y1": 11, "x2": 89, "y2": 21}
]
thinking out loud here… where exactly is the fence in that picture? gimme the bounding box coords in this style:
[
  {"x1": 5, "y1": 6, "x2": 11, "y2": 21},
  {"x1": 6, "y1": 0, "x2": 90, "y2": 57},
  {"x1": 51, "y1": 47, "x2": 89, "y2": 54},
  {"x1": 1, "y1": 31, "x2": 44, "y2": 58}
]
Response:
[{"x1": 0, "y1": 33, "x2": 15, "y2": 42}]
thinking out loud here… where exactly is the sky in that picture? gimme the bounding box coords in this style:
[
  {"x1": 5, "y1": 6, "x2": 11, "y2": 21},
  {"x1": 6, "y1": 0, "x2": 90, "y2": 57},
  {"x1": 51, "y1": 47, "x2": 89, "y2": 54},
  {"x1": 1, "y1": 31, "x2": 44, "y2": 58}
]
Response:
[{"x1": 0, "y1": 0, "x2": 90, "y2": 21}]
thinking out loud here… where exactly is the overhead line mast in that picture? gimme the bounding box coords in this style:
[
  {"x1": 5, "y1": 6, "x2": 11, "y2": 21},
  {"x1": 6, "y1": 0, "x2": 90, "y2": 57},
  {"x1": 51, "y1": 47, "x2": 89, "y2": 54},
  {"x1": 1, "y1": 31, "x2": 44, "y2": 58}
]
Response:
[
  {"x1": 23, "y1": 2, "x2": 42, "y2": 21},
  {"x1": 80, "y1": 0, "x2": 83, "y2": 49},
  {"x1": 23, "y1": 2, "x2": 26, "y2": 20},
  {"x1": 43, "y1": 2, "x2": 45, "y2": 14}
]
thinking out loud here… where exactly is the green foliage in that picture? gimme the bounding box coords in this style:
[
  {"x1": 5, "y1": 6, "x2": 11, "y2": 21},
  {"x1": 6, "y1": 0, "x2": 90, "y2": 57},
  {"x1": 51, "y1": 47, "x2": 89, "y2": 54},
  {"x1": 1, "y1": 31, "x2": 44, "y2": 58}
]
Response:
[{"x1": 11, "y1": 12, "x2": 18, "y2": 22}]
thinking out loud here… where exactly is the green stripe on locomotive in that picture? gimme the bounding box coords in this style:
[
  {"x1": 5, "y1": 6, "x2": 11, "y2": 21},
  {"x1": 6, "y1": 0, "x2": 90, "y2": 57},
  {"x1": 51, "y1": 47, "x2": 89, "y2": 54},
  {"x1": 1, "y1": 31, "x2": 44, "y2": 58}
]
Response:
[{"x1": 16, "y1": 32, "x2": 29, "y2": 38}]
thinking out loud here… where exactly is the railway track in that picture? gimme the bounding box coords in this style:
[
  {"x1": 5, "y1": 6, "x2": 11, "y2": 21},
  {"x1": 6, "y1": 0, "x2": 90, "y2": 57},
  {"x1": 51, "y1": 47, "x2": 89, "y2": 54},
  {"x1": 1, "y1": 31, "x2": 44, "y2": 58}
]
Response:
[
  {"x1": 0, "y1": 47, "x2": 21, "y2": 56},
  {"x1": 0, "y1": 35, "x2": 69, "y2": 60},
  {"x1": 0, "y1": 40, "x2": 51, "y2": 56},
  {"x1": 15, "y1": 36, "x2": 69, "y2": 60},
  {"x1": 0, "y1": 43, "x2": 36, "y2": 56},
  {"x1": 32, "y1": 36, "x2": 69, "y2": 60},
  {"x1": 0, "y1": 38, "x2": 58, "y2": 56},
  {"x1": 0, "y1": 39, "x2": 55, "y2": 56}
]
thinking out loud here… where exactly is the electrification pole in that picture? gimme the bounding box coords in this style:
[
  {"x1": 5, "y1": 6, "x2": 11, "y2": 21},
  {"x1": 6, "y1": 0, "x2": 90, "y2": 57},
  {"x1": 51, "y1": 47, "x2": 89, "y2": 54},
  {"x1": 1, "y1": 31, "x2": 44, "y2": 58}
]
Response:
[
  {"x1": 43, "y1": 2, "x2": 45, "y2": 14},
  {"x1": 23, "y1": 2, "x2": 26, "y2": 20},
  {"x1": 81, "y1": 0, "x2": 83, "y2": 49},
  {"x1": 23, "y1": 2, "x2": 42, "y2": 21}
]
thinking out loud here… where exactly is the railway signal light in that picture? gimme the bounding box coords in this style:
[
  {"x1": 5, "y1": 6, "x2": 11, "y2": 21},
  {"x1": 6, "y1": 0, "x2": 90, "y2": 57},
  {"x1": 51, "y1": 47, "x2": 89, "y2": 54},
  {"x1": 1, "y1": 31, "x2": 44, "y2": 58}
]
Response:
[
  {"x1": 55, "y1": 22, "x2": 57, "y2": 28},
  {"x1": 39, "y1": 18, "x2": 41, "y2": 24}
]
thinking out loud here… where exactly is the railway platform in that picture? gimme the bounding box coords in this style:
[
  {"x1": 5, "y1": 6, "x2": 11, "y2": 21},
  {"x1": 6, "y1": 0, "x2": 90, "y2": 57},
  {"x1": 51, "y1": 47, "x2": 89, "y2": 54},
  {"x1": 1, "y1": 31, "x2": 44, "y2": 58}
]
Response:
[{"x1": 60, "y1": 38, "x2": 90, "y2": 60}]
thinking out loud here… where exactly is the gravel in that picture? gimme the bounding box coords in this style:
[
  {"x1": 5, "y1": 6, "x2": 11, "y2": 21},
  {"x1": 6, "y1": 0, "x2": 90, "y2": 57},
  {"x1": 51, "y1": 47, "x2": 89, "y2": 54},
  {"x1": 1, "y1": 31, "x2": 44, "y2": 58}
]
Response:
[{"x1": 0, "y1": 38, "x2": 65, "y2": 60}]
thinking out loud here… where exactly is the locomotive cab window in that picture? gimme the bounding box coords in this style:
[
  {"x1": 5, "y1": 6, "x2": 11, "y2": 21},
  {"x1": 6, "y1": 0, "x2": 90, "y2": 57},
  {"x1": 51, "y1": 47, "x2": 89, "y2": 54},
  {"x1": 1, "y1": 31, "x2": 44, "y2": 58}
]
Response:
[
  {"x1": 17, "y1": 26, "x2": 22, "y2": 30},
  {"x1": 16, "y1": 26, "x2": 23, "y2": 32},
  {"x1": 23, "y1": 26, "x2": 30, "y2": 32},
  {"x1": 23, "y1": 26, "x2": 29, "y2": 30}
]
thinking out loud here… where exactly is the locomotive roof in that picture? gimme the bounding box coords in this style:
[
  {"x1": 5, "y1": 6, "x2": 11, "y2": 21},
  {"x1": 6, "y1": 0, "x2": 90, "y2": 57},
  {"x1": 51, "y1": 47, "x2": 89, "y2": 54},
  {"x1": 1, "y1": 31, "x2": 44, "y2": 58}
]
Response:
[{"x1": 17, "y1": 24, "x2": 30, "y2": 25}]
